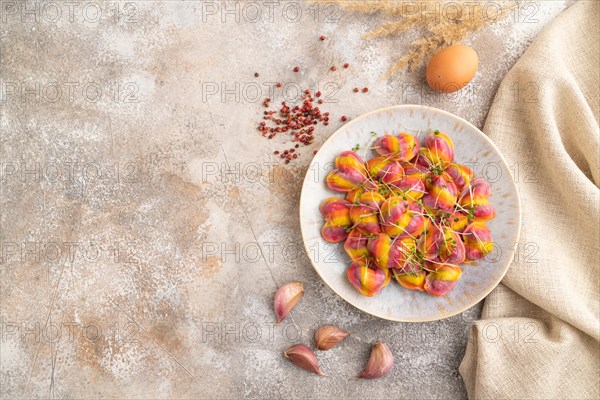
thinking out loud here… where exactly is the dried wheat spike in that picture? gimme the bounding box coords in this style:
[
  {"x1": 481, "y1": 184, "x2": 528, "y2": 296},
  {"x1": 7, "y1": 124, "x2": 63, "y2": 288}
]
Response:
[{"x1": 314, "y1": 0, "x2": 518, "y2": 78}]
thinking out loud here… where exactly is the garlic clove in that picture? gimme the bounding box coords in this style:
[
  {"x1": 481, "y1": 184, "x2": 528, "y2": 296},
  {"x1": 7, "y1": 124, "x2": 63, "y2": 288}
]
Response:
[
  {"x1": 358, "y1": 341, "x2": 394, "y2": 379},
  {"x1": 314, "y1": 325, "x2": 349, "y2": 350},
  {"x1": 274, "y1": 281, "x2": 304, "y2": 323},
  {"x1": 284, "y1": 344, "x2": 325, "y2": 376}
]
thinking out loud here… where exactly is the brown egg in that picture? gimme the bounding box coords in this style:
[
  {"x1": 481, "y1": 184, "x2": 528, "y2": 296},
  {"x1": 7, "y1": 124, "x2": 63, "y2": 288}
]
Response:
[{"x1": 426, "y1": 45, "x2": 479, "y2": 93}]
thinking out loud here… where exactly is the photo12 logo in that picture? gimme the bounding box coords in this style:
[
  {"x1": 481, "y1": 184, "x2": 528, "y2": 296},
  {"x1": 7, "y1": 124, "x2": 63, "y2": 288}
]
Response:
[
  {"x1": 0, "y1": 161, "x2": 147, "y2": 184},
  {"x1": 0, "y1": 241, "x2": 138, "y2": 265},
  {"x1": 0, "y1": 1, "x2": 138, "y2": 24},
  {"x1": 1, "y1": 320, "x2": 139, "y2": 344},
  {"x1": 200, "y1": 320, "x2": 306, "y2": 344},
  {"x1": 0, "y1": 81, "x2": 140, "y2": 104},
  {"x1": 198, "y1": 1, "x2": 342, "y2": 24},
  {"x1": 200, "y1": 81, "x2": 340, "y2": 104}
]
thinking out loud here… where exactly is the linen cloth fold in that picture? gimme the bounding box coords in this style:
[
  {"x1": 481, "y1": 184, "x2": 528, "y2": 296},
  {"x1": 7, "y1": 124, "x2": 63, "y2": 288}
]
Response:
[{"x1": 459, "y1": 1, "x2": 600, "y2": 399}]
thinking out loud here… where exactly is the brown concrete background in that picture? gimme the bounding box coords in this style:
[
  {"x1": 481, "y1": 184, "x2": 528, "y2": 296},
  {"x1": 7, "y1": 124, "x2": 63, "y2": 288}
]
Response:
[{"x1": 0, "y1": 1, "x2": 570, "y2": 398}]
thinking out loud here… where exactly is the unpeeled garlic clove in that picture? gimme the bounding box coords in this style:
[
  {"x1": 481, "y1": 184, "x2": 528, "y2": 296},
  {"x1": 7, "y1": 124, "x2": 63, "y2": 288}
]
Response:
[
  {"x1": 358, "y1": 341, "x2": 394, "y2": 379},
  {"x1": 314, "y1": 325, "x2": 349, "y2": 350},
  {"x1": 274, "y1": 281, "x2": 304, "y2": 323},
  {"x1": 284, "y1": 344, "x2": 325, "y2": 375}
]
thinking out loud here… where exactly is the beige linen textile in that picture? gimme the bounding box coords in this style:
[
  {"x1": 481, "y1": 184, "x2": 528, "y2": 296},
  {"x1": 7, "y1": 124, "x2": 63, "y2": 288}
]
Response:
[{"x1": 459, "y1": 1, "x2": 600, "y2": 399}]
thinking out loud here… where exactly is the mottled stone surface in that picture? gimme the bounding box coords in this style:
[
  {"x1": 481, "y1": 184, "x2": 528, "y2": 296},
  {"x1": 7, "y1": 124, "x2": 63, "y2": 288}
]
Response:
[{"x1": 0, "y1": 1, "x2": 570, "y2": 399}]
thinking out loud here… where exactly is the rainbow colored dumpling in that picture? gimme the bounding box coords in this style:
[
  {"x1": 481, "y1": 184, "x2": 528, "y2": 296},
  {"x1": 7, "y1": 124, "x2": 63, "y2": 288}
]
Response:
[
  {"x1": 439, "y1": 226, "x2": 466, "y2": 264},
  {"x1": 326, "y1": 150, "x2": 368, "y2": 192},
  {"x1": 459, "y1": 178, "x2": 496, "y2": 221},
  {"x1": 366, "y1": 156, "x2": 404, "y2": 185},
  {"x1": 422, "y1": 173, "x2": 458, "y2": 214},
  {"x1": 424, "y1": 264, "x2": 462, "y2": 296},
  {"x1": 390, "y1": 165, "x2": 426, "y2": 202},
  {"x1": 344, "y1": 229, "x2": 370, "y2": 262},
  {"x1": 379, "y1": 196, "x2": 408, "y2": 236},
  {"x1": 445, "y1": 163, "x2": 473, "y2": 192},
  {"x1": 347, "y1": 261, "x2": 391, "y2": 297},
  {"x1": 463, "y1": 221, "x2": 494, "y2": 262},
  {"x1": 393, "y1": 269, "x2": 426, "y2": 291},
  {"x1": 349, "y1": 191, "x2": 385, "y2": 234},
  {"x1": 320, "y1": 198, "x2": 352, "y2": 243},
  {"x1": 422, "y1": 131, "x2": 454, "y2": 165},
  {"x1": 373, "y1": 133, "x2": 420, "y2": 162}
]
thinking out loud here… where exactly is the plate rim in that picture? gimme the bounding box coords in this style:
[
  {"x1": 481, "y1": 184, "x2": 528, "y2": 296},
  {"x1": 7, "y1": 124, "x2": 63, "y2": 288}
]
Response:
[{"x1": 299, "y1": 104, "x2": 522, "y2": 322}]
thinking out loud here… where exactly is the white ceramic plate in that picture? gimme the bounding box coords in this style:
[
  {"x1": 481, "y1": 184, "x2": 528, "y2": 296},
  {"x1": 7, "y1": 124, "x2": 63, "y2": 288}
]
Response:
[{"x1": 299, "y1": 105, "x2": 521, "y2": 322}]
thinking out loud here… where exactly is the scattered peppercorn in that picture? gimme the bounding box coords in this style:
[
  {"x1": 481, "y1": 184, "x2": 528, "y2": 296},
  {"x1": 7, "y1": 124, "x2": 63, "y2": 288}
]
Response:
[
  {"x1": 257, "y1": 88, "x2": 331, "y2": 163},
  {"x1": 343, "y1": 63, "x2": 349, "y2": 69},
  {"x1": 254, "y1": 72, "x2": 259, "y2": 77},
  {"x1": 341, "y1": 116, "x2": 348, "y2": 122},
  {"x1": 320, "y1": 35, "x2": 326, "y2": 41},
  {"x1": 330, "y1": 66, "x2": 337, "y2": 71},
  {"x1": 362, "y1": 87, "x2": 369, "y2": 93},
  {"x1": 276, "y1": 82, "x2": 282, "y2": 87},
  {"x1": 315, "y1": 91, "x2": 321, "y2": 97},
  {"x1": 293, "y1": 66, "x2": 300, "y2": 72},
  {"x1": 353, "y1": 88, "x2": 359, "y2": 93}
]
